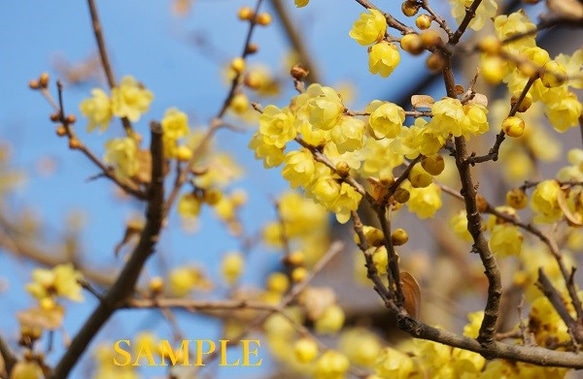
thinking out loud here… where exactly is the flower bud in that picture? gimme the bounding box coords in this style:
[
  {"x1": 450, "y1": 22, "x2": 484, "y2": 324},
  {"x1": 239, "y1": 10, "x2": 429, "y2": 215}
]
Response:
[
  {"x1": 400, "y1": 33, "x2": 423, "y2": 55},
  {"x1": 391, "y1": 228, "x2": 409, "y2": 246},
  {"x1": 502, "y1": 116, "x2": 525, "y2": 138},
  {"x1": 416, "y1": 14, "x2": 433, "y2": 30},
  {"x1": 256, "y1": 12, "x2": 272, "y2": 26},
  {"x1": 238, "y1": 6, "x2": 254, "y2": 20},
  {"x1": 401, "y1": 1, "x2": 419, "y2": 17}
]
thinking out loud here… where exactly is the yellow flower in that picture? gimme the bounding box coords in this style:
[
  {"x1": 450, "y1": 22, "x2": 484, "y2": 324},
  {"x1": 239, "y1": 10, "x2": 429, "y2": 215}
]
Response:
[
  {"x1": 26, "y1": 263, "x2": 83, "y2": 302},
  {"x1": 463, "y1": 311, "x2": 484, "y2": 338},
  {"x1": 494, "y1": 10, "x2": 537, "y2": 55},
  {"x1": 259, "y1": 105, "x2": 297, "y2": 148},
  {"x1": 330, "y1": 115, "x2": 365, "y2": 153},
  {"x1": 161, "y1": 108, "x2": 190, "y2": 140},
  {"x1": 295, "y1": 0, "x2": 309, "y2": 7},
  {"x1": 368, "y1": 42, "x2": 400, "y2": 78},
  {"x1": 282, "y1": 149, "x2": 316, "y2": 188},
  {"x1": 338, "y1": 328, "x2": 382, "y2": 367},
  {"x1": 315, "y1": 350, "x2": 350, "y2": 379},
  {"x1": 349, "y1": 9, "x2": 387, "y2": 46},
  {"x1": 530, "y1": 180, "x2": 563, "y2": 223},
  {"x1": 222, "y1": 252, "x2": 245, "y2": 285},
  {"x1": 544, "y1": 92, "x2": 582, "y2": 132},
  {"x1": 429, "y1": 97, "x2": 465, "y2": 137},
  {"x1": 111, "y1": 76, "x2": 153, "y2": 122},
  {"x1": 169, "y1": 266, "x2": 209, "y2": 296},
  {"x1": 104, "y1": 137, "x2": 139, "y2": 179},
  {"x1": 407, "y1": 183, "x2": 442, "y2": 219},
  {"x1": 294, "y1": 338, "x2": 318, "y2": 363},
  {"x1": 556, "y1": 49, "x2": 583, "y2": 89},
  {"x1": 177, "y1": 193, "x2": 201, "y2": 219},
  {"x1": 305, "y1": 84, "x2": 345, "y2": 131},
  {"x1": 361, "y1": 137, "x2": 404, "y2": 178},
  {"x1": 367, "y1": 101, "x2": 405, "y2": 139},
  {"x1": 309, "y1": 175, "x2": 342, "y2": 210},
  {"x1": 489, "y1": 224, "x2": 523, "y2": 258},
  {"x1": 332, "y1": 182, "x2": 362, "y2": 224},
  {"x1": 79, "y1": 89, "x2": 112, "y2": 132},
  {"x1": 249, "y1": 132, "x2": 285, "y2": 168},
  {"x1": 375, "y1": 347, "x2": 418, "y2": 379},
  {"x1": 314, "y1": 304, "x2": 345, "y2": 334}
]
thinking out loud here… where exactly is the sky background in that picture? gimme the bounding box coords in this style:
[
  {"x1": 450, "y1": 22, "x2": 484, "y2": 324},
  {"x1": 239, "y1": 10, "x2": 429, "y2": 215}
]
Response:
[{"x1": 0, "y1": 0, "x2": 566, "y2": 378}]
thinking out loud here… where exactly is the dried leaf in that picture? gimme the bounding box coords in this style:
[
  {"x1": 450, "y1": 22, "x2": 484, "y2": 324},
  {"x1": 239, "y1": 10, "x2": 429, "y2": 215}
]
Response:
[
  {"x1": 468, "y1": 93, "x2": 488, "y2": 107},
  {"x1": 367, "y1": 177, "x2": 389, "y2": 203},
  {"x1": 18, "y1": 306, "x2": 64, "y2": 330},
  {"x1": 557, "y1": 187, "x2": 583, "y2": 226},
  {"x1": 411, "y1": 95, "x2": 435, "y2": 109},
  {"x1": 401, "y1": 271, "x2": 421, "y2": 319}
]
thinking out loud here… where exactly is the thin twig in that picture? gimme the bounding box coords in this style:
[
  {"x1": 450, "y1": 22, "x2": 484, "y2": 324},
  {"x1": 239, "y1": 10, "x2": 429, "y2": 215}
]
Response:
[
  {"x1": 443, "y1": 56, "x2": 502, "y2": 347},
  {"x1": 86, "y1": 0, "x2": 133, "y2": 134},
  {"x1": 421, "y1": 0, "x2": 453, "y2": 37},
  {"x1": 271, "y1": 0, "x2": 321, "y2": 83},
  {"x1": 163, "y1": 0, "x2": 266, "y2": 218},
  {"x1": 537, "y1": 269, "x2": 582, "y2": 346},
  {"x1": 450, "y1": 0, "x2": 483, "y2": 44}
]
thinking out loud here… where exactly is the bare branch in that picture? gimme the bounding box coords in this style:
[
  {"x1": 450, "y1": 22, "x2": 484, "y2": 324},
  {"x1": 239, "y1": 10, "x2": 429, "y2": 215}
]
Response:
[{"x1": 50, "y1": 122, "x2": 165, "y2": 378}]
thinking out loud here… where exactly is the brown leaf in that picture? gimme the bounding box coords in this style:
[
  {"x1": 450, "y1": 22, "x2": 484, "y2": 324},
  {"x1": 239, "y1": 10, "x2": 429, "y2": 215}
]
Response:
[
  {"x1": 557, "y1": 187, "x2": 583, "y2": 226},
  {"x1": 401, "y1": 271, "x2": 421, "y2": 319},
  {"x1": 468, "y1": 93, "x2": 488, "y2": 107},
  {"x1": 411, "y1": 95, "x2": 435, "y2": 109}
]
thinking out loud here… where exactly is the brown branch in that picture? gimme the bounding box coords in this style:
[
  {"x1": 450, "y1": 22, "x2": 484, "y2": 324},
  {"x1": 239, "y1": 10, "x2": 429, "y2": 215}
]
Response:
[
  {"x1": 271, "y1": 0, "x2": 321, "y2": 83},
  {"x1": 86, "y1": 0, "x2": 132, "y2": 134},
  {"x1": 450, "y1": 0, "x2": 483, "y2": 44},
  {"x1": 421, "y1": 0, "x2": 453, "y2": 37},
  {"x1": 0, "y1": 335, "x2": 17, "y2": 376},
  {"x1": 50, "y1": 122, "x2": 165, "y2": 378},
  {"x1": 440, "y1": 182, "x2": 583, "y2": 331},
  {"x1": 537, "y1": 269, "x2": 582, "y2": 346},
  {"x1": 398, "y1": 313, "x2": 583, "y2": 368},
  {"x1": 442, "y1": 59, "x2": 501, "y2": 347},
  {"x1": 468, "y1": 76, "x2": 536, "y2": 165},
  {"x1": 47, "y1": 82, "x2": 146, "y2": 199}
]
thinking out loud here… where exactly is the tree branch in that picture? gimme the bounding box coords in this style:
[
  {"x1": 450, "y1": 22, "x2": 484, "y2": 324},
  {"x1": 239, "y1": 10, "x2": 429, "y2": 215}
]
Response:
[
  {"x1": 442, "y1": 58, "x2": 501, "y2": 347},
  {"x1": 270, "y1": 0, "x2": 321, "y2": 83},
  {"x1": 50, "y1": 122, "x2": 165, "y2": 378},
  {"x1": 86, "y1": 0, "x2": 133, "y2": 134}
]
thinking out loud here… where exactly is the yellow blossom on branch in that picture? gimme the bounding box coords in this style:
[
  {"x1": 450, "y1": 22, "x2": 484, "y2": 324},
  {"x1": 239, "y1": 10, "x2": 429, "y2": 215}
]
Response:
[
  {"x1": 26, "y1": 263, "x2": 84, "y2": 302},
  {"x1": 79, "y1": 88, "x2": 113, "y2": 132},
  {"x1": 111, "y1": 76, "x2": 153, "y2": 122},
  {"x1": 104, "y1": 137, "x2": 139, "y2": 179},
  {"x1": 349, "y1": 9, "x2": 387, "y2": 46}
]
